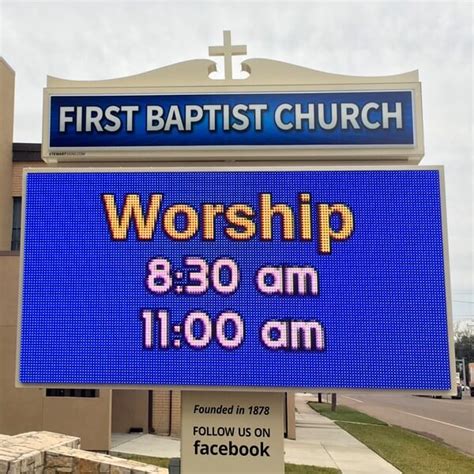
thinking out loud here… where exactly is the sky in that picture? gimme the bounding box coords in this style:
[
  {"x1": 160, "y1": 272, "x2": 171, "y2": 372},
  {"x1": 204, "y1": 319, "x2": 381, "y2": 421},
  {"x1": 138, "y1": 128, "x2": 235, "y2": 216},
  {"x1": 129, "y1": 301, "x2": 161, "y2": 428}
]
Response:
[{"x1": 0, "y1": 0, "x2": 473, "y2": 323}]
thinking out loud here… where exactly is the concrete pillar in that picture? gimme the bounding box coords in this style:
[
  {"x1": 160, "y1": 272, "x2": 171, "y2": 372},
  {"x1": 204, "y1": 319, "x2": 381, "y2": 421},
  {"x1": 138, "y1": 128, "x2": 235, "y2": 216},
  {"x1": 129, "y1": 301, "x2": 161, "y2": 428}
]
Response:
[
  {"x1": 0, "y1": 58, "x2": 15, "y2": 251},
  {"x1": 170, "y1": 390, "x2": 181, "y2": 437},
  {"x1": 286, "y1": 392, "x2": 296, "y2": 439}
]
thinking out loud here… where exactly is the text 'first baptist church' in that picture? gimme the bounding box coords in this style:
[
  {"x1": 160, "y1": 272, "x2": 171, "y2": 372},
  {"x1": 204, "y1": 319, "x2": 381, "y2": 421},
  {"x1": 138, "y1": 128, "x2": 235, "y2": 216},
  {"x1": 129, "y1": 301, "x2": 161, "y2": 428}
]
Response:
[
  {"x1": 58, "y1": 99, "x2": 404, "y2": 133},
  {"x1": 49, "y1": 91, "x2": 415, "y2": 148}
]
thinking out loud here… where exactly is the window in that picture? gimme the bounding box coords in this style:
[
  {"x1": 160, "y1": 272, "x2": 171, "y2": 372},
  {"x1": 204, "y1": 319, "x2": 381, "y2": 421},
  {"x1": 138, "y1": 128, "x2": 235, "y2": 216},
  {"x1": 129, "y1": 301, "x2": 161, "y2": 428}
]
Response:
[
  {"x1": 11, "y1": 197, "x2": 21, "y2": 250},
  {"x1": 45, "y1": 389, "x2": 99, "y2": 398}
]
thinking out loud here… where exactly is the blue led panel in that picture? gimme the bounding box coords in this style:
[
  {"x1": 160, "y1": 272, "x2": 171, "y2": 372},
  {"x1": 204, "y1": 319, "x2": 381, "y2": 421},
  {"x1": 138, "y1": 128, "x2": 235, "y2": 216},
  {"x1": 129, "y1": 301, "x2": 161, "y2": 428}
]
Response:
[
  {"x1": 18, "y1": 169, "x2": 451, "y2": 389},
  {"x1": 48, "y1": 91, "x2": 414, "y2": 148}
]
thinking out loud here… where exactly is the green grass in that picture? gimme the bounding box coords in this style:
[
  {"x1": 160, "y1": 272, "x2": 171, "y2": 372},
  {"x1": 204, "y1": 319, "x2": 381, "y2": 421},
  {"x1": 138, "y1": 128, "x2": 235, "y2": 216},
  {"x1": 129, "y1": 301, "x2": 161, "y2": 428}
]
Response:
[
  {"x1": 308, "y1": 401, "x2": 386, "y2": 425},
  {"x1": 285, "y1": 464, "x2": 340, "y2": 473},
  {"x1": 115, "y1": 453, "x2": 340, "y2": 473},
  {"x1": 309, "y1": 402, "x2": 474, "y2": 474}
]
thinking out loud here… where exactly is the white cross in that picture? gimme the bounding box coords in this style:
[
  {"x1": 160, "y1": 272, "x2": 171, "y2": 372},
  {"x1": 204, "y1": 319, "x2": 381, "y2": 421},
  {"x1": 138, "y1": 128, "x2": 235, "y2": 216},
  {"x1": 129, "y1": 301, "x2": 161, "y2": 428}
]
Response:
[{"x1": 209, "y1": 30, "x2": 247, "y2": 80}]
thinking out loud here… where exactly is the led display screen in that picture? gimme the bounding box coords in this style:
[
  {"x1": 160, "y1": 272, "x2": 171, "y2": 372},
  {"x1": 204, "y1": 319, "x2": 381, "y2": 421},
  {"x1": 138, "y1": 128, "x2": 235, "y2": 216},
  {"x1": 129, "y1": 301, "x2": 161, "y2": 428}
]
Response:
[{"x1": 18, "y1": 168, "x2": 452, "y2": 390}]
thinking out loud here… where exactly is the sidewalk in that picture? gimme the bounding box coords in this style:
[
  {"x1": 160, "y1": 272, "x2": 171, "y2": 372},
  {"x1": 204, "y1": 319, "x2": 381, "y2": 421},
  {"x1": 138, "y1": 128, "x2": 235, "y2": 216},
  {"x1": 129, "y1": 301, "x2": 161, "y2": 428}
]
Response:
[
  {"x1": 110, "y1": 393, "x2": 400, "y2": 473},
  {"x1": 286, "y1": 393, "x2": 399, "y2": 473}
]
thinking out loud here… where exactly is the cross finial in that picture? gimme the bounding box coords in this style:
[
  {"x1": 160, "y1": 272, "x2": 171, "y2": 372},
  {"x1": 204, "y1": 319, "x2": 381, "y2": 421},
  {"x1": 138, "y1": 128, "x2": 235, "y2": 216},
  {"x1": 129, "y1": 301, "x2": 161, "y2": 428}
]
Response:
[{"x1": 209, "y1": 30, "x2": 247, "y2": 80}]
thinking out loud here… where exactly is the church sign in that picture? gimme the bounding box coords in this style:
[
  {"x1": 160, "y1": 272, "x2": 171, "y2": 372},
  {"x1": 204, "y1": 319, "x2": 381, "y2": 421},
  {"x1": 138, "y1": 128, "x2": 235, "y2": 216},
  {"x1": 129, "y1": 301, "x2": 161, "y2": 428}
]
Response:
[
  {"x1": 21, "y1": 32, "x2": 453, "y2": 394},
  {"x1": 20, "y1": 30, "x2": 454, "y2": 474}
]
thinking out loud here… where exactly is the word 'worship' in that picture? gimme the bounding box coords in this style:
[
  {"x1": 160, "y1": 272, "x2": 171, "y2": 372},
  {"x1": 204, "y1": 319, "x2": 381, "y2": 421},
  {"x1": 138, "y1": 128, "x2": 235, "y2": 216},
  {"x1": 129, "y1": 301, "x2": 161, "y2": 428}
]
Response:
[{"x1": 102, "y1": 192, "x2": 354, "y2": 254}]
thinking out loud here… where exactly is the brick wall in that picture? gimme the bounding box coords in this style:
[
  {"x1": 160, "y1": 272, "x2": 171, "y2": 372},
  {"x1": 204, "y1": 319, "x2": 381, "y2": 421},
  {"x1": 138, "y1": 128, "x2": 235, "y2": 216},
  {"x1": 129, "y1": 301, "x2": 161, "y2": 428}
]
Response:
[
  {"x1": 152, "y1": 390, "x2": 181, "y2": 437},
  {"x1": 11, "y1": 162, "x2": 46, "y2": 197}
]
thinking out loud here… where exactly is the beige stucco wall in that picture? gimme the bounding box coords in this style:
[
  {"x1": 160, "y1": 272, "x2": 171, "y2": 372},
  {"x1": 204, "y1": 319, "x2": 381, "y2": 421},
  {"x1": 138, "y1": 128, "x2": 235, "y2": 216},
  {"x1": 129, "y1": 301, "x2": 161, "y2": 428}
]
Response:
[
  {"x1": 0, "y1": 254, "x2": 44, "y2": 434},
  {"x1": 43, "y1": 391, "x2": 112, "y2": 451},
  {"x1": 111, "y1": 390, "x2": 148, "y2": 434},
  {"x1": 0, "y1": 254, "x2": 112, "y2": 451},
  {"x1": 0, "y1": 59, "x2": 14, "y2": 250}
]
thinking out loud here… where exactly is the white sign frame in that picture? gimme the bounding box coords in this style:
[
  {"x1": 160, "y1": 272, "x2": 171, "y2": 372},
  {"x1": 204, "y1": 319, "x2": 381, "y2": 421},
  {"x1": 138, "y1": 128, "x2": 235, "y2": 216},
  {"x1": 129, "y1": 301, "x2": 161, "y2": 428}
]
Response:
[{"x1": 42, "y1": 83, "x2": 424, "y2": 163}]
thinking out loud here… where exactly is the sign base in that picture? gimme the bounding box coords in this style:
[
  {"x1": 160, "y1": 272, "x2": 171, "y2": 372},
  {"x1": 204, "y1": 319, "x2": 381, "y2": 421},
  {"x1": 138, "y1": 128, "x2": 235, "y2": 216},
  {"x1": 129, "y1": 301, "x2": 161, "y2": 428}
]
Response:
[{"x1": 181, "y1": 391, "x2": 284, "y2": 474}]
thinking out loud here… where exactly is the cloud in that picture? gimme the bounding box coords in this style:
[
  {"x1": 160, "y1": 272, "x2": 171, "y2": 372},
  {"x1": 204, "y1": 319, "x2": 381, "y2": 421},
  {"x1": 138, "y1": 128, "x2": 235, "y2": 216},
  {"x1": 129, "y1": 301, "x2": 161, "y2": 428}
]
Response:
[{"x1": 1, "y1": 0, "x2": 472, "y2": 295}]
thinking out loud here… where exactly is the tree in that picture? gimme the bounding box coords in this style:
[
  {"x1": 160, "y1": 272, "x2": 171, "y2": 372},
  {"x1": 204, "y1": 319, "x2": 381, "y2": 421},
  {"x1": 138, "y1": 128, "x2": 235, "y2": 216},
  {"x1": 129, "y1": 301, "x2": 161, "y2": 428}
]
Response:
[{"x1": 454, "y1": 322, "x2": 474, "y2": 384}]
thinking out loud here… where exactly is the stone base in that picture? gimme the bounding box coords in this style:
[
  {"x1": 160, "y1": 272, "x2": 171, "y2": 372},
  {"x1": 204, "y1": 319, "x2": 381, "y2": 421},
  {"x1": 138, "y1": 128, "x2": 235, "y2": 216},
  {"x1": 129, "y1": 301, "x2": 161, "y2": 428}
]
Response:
[{"x1": 0, "y1": 431, "x2": 167, "y2": 473}]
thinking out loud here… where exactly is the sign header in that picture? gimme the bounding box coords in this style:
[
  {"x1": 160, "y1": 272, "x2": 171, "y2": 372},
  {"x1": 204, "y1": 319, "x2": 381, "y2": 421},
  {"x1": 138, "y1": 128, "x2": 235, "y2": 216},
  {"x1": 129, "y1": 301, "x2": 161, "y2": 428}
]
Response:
[
  {"x1": 43, "y1": 86, "x2": 423, "y2": 162},
  {"x1": 49, "y1": 91, "x2": 414, "y2": 148}
]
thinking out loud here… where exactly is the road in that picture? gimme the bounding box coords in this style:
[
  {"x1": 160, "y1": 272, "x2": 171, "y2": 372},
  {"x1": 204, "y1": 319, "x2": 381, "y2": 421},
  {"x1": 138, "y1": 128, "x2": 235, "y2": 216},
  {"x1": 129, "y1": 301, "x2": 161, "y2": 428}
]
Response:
[{"x1": 314, "y1": 391, "x2": 474, "y2": 456}]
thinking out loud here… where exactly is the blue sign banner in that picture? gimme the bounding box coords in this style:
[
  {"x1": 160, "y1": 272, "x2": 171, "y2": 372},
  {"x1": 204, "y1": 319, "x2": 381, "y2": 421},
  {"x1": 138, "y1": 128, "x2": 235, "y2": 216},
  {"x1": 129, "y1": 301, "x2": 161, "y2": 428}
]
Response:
[
  {"x1": 19, "y1": 169, "x2": 450, "y2": 389},
  {"x1": 48, "y1": 91, "x2": 415, "y2": 149}
]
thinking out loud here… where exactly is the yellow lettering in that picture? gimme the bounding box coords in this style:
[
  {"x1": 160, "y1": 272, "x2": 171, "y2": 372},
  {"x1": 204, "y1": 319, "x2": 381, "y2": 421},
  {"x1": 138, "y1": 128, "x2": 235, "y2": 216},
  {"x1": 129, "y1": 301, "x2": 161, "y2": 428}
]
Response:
[
  {"x1": 318, "y1": 203, "x2": 354, "y2": 254},
  {"x1": 260, "y1": 193, "x2": 294, "y2": 240},
  {"x1": 163, "y1": 204, "x2": 199, "y2": 240},
  {"x1": 102, "y1": 192, "x2": 355, "y2": 252},
  {"x1": 225, "y1": 204, "x2": 256, "y2": 240},
  {"x1": 202, "y1": 203, "x2": 224, "y2": 240},
  {"x1": 102, "y1": 194, "x2": 162, "y2": 240},
  {"x1": 299, "y1": 193, "x2": 312, "y2": 240}
]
